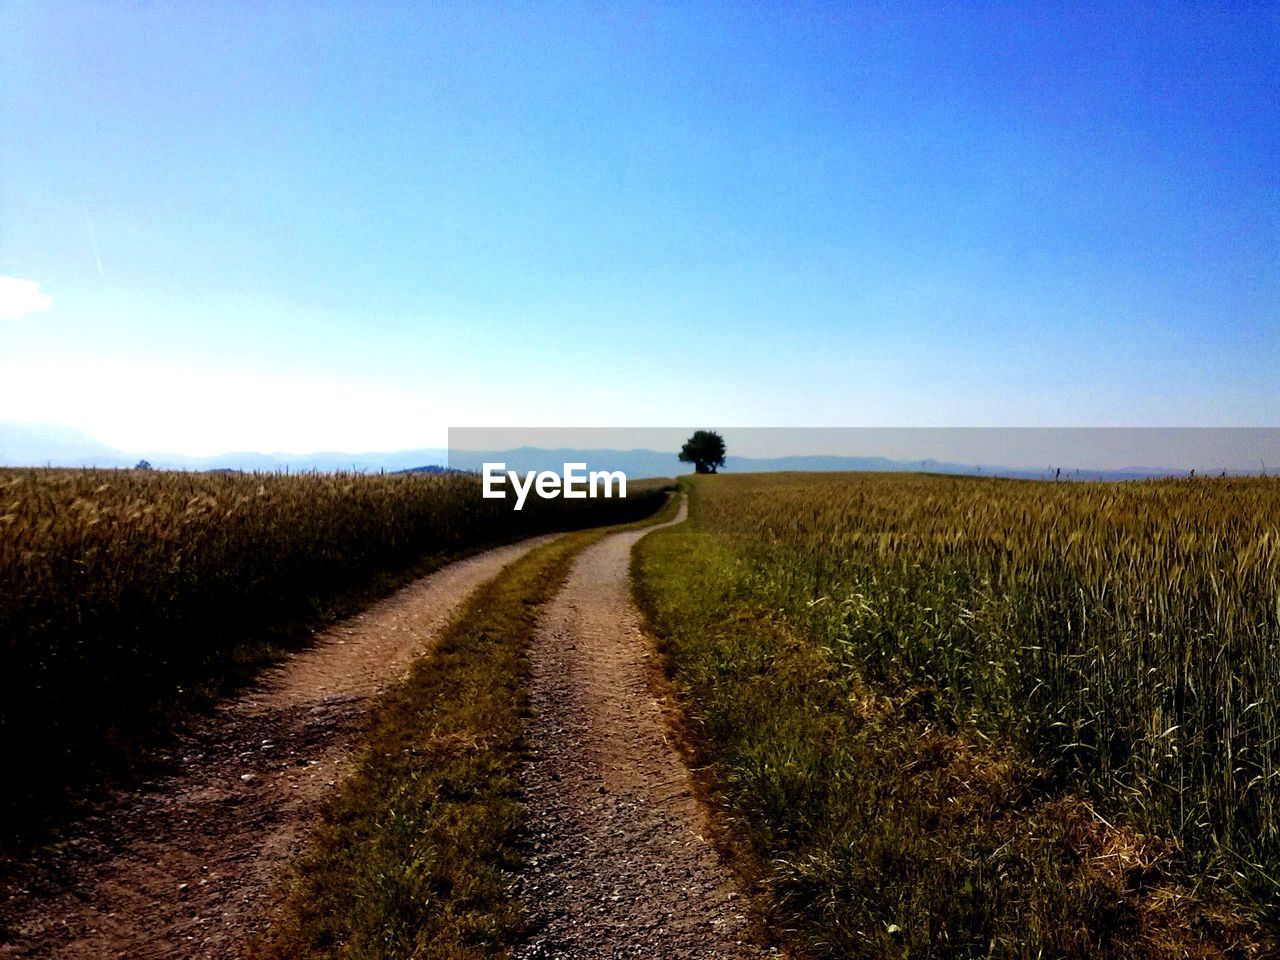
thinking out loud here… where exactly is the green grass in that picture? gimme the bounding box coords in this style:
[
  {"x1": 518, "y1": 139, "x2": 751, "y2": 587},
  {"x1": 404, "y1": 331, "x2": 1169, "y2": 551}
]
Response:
[
  {"x1": 632, "y1": 476, "x2": 1275, "y2": 959},
  {"x1": 254, "y1": 493, "x2": 680, "y2": 959}
]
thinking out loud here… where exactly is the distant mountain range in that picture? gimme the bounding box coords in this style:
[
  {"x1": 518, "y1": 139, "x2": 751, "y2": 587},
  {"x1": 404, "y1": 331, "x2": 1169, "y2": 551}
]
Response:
[
  {"x1": 0, "y1": 421, "x2": 1227, "y2": 481},
  {"x1": 443, "y1": 447, "x2": 1203, "y2": 482},
  {"x1": 0, "y1": 422, "x2": 447, "y2": 474}
]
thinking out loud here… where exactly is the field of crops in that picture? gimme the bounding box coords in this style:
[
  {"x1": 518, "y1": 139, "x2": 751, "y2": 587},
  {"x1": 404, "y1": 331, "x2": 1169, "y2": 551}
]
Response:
[
  {"x1": 0, "y1": 467, "x2": 665, "y2": 832},
  {"x1": 636, "y1": 472, "x2": 1280, "y2": 956}
]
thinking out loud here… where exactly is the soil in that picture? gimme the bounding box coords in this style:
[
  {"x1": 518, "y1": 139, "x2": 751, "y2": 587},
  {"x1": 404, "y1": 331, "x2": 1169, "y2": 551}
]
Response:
[
  {"x1": 516, "y1": 499, "x2": 772, "y2": 959},
  {"x1": 0, "y1": 536, "x2": 557, "y2": 960}
]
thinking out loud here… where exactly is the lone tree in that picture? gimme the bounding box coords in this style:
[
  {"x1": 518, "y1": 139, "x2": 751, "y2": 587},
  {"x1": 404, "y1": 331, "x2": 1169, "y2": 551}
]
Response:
[{"x1": 679, "y1": 430, "x2": 726, "y2": 474}]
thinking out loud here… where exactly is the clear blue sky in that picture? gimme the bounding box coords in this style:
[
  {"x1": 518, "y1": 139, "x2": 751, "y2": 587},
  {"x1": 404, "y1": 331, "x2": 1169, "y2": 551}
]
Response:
[{"x1": 1, "y1": 2, "x2": 1276, "y2": 454}]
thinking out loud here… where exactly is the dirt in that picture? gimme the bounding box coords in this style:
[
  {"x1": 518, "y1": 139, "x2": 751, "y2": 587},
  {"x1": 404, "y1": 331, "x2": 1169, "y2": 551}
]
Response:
[
  {"x1": 0, "y1": 535, "x2": 557, "y2": 960},
  {"x1": 516, "y1": 499, "x2": 772, "y2": 959}
]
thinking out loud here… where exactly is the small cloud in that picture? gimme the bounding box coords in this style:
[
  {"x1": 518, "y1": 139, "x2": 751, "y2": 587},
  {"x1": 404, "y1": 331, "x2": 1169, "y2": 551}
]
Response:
[{"x1": 0, "y1": 277, "x2": 54, "y2": 320}]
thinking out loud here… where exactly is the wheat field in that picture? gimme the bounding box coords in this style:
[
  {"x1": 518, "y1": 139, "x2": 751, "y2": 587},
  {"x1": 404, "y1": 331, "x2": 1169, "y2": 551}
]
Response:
[
  {"x1": 635, "y1": 472, "x2": 1280, "y2": 954},
  {"x1": 698, "y1": 473, "x2": 1280, "y2": 891}
]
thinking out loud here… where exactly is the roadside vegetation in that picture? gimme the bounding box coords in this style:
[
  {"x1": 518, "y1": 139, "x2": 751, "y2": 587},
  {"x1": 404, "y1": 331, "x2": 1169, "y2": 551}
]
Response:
[
  {"x1": 0, "y1": 467, "x2": 664, "y2": 840},
  {"x1": 254, "y1": 491, "x2": 679, "y2": 959},
  {"x1": 634, "y1": 473, "x2": 1280, "y2": 957}
]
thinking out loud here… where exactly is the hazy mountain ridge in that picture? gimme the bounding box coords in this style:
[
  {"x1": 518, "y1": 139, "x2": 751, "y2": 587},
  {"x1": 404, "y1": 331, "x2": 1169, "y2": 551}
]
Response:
[
  {"x1": 1, "y1": 422, "x2": 1231, "y2": 480},
  {"x1": 443, "y1": 448, "x2": 1201, "y2": 481},
  {"x1": 0, "y1": 422, "x2": 446, "y2": 473}
]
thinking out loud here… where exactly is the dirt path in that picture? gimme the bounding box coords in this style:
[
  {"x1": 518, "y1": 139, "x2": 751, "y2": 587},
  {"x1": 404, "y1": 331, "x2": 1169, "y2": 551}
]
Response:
[
  {"x1": 517, "y1": 500, "x2": 769, "y2": 959},
  {"x1": 0, "y1": 535, "x2": 557, "y2": 960}
]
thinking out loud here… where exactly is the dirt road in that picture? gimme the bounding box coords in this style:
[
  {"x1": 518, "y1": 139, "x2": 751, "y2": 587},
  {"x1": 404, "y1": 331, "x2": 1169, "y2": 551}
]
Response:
[
  {"x1": 0, "y1": 535, "x2": 557, "y2": 959},
  {"x1": 3, "y1": 500, "x2": 766, "y2": 958},
  {"x1": 517, "y1": 499, "x2": 767, "y2": 959}
]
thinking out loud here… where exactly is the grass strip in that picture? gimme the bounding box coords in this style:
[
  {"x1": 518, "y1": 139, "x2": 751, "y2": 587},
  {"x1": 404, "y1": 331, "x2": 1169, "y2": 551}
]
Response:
[
  {"x1": 254, "y1": 494, "x2": 680, "y2": 959},
  {"x1": 633, "y1": 499, "x2": 1273, "y2": 959}
]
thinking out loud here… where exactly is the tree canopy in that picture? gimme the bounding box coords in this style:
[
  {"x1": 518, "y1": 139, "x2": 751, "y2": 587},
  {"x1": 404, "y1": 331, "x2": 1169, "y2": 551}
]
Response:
[{"x1": 678, "y1": 430, "x2": 726, "y2": 474}]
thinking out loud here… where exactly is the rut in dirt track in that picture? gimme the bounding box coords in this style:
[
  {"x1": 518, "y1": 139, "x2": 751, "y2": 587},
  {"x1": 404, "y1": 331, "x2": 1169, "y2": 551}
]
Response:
[
  {"x1": 517, "y1": 499, "x2": 771, "y2": 959},
  {"x1": 0, "y1": 535, "x2": 557, "y2": 960}
]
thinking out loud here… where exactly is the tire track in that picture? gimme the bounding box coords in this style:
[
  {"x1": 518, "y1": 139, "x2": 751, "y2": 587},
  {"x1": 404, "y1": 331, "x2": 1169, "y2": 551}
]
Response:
[{"x1": 517, "y1": 499, "x2": 770, "y2": 959}]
